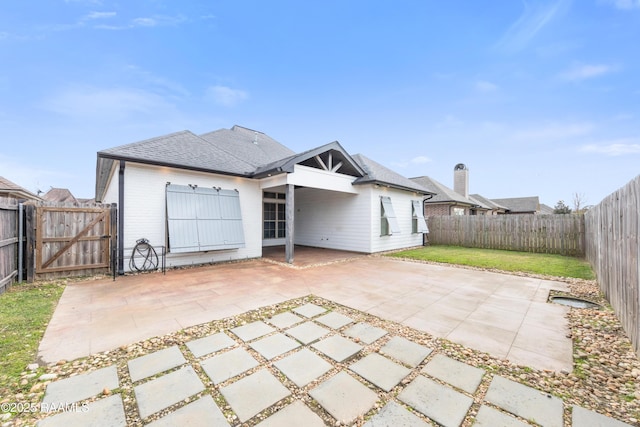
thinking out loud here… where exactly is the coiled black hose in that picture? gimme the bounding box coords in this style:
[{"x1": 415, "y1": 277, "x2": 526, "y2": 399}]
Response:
[{"x1": 129, "y1": 238, "x2": 159, "y2": 272}]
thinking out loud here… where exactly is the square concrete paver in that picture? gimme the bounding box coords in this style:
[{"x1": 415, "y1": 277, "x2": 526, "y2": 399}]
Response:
[
  {"x1": 185, "y1": 332, "x2": 236, "y2": 358},
  {"x1": 315, "y1": 312, "x2": 354, "y2": 329},
  {"x1": 267, "y1": 312, "x2": 304, "y2": 329},
  {"x1": 474, "y1": 405, "x2": 531, "y2": 427},
  {"x1": 255, "y1": 401, "x2": 325, "y2": 427},
  {"x1": 200, "y1": 347, "x2": 260, "y2": 385},
  {"x1": 273, "y1": 348, "x2": 333, "y2": 388},
  {"x1": 230, "y1": 321, "x2": 275, "y2": 342},
  {"x1": 134, "y1": 366, "x2": 205, "y2": 419},
  {"x1": 286, "y1": 321, "x2": 330, "y2": 344},
  {"x1": 41, "y1": 365, "x2": 119, "y2": 407},
  {"x1": 147, "y1": 395, "x2": 230, "y2": 427},
  {"x1": 312, "y1": 335, "x2": 363, "y2": 362},
  {"x1": 380, "y1": 336, "x2": 433, "y2": 368},
  {"x1": 349, "y1": 353, "x2": 411, "y2": 392},
  {"x1": 344, "y1": 322, "x2": 388, "y2": 344},
  {"x1": 37, "y1": 395, "x2": 126, "y2": 427},
  {"x1": 485, "y1": 375, "x2": 563, "y2": 427},
  {"x1": 398, "y1": 375, "x2": 473, "y2": 427},
  {"x1": 220, "y1": 369, "x2": 291, "y2": 422},
  {"x1": 293, "y1": 303, "x2": 327, "y2": 318},
  {"x1": 422, "y1": 354, "x2": 484, "y2": 394},
  {"x1": 572, "y1": 405, "x2": 634, "y2": 427},
  {"x1": 309, "y1": 371, "x2": 378, "y2": 424},
  {"x1": 128, "y1": 346, "x2": 186, "y2": 382},
  {"x1": 249, "y1": 333, "x2": 301, "y2": 360},
  {"x1": 362, "y1": 401, "x2": 430, "y2": 427}
]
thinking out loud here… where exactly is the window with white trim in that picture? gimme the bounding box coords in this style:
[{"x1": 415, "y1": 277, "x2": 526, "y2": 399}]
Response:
[
  {"x1": 380, "y1": 196, "x2": 401, "y2": 236},
  {"x1": 166, "y1": 184, "x2": 245, "y2": 253},
  {"x1": 412, "y1": 200, "x2": 429, "y2": 233}
]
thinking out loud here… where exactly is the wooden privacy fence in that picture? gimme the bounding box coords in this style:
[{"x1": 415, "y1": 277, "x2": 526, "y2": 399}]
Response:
[
  {"x1": 23, "y1": 202, "x2": 117, "y2": 282},
  {"x1": 427, "y1": 214, "x2": 586, "y2": 256},
  {"x1": 0, "y1": 197, "x2": 19, "y2": 293},
  {"x1": 585, "y1": 175, "x2": 640, "y2": 356}
]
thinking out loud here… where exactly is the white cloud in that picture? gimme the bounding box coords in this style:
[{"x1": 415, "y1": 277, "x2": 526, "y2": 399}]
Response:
[
  {"x1": 605, "y1": 0, "x2": 640, "y2": 9},
  {"x1": 580, "y1": 139, "x2": 640, "y2": 156},
  {"x1": 84, "y1": 11, "x2": 116, "y2": 20},
  {"x1": 495, "y1": 0, "x2": 572, "y2": 53},
  {"x1": 206, "y1": 85, "x2": 249, "y2": 107},
  {"x1": 560, "y1": 63, "x2": 617, "y2": 81},
  {"x1": 475, "y1": 80, "x2": 498, "y2": 92},
  {"x1": 41, "y1": 85, "x2": 173, "y2": 120}
]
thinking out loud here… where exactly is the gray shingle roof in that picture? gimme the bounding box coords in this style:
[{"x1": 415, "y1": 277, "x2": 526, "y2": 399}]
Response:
[
  {"x1": 410, "y1": 176, "x2": 476, "y2": 205},
  {"x1": 491, "y1": 196, "x2": 540, "y2": 213},
  {"x1": 353, "y1": 155, "x2": 435, "y2": 194},
  {"x1": 469, "y1": 194, "x2": 509, "y2": 211},
  {"x1": 0, "y1": 176, "x2": 41, "y2": 200}
]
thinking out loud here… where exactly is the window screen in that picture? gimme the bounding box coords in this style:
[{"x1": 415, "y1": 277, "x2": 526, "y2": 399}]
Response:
[{"x1": 166, "y1": 184, "x2": 245, "y2": 253}]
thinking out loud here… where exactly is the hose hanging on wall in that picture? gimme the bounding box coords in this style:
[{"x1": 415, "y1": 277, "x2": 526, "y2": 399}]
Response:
[{"x1": 129, "y1": 238, "x2": 159, "y2": 272}]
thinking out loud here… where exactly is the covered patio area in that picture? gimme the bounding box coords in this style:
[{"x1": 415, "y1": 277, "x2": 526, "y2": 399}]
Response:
[{"x1": 261, "y1": 245, "x2": 366, "y2": 267}]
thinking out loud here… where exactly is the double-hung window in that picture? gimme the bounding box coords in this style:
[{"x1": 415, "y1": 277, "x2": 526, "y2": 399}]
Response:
[{"x1": 166, "y1": 184, "x2": 245, "y2": 253}]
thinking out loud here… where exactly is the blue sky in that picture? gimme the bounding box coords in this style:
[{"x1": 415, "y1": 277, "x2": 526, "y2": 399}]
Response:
[{"x1": 1, "y1": 0, "x2": 639, "y2": 208}]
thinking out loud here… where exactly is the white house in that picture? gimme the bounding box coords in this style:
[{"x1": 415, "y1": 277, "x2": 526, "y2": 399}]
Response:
[{"x1": 95, "y1": 125, "x2": 434, "y2": 272}]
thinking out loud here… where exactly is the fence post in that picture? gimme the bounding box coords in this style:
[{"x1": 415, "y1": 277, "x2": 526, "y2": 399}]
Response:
[
  {"x1": 110, "y1": 203, "x2": 118, "y2": 276},
  {"x1": 24, "y1": 204, "x2": 35, "y2": 283}
]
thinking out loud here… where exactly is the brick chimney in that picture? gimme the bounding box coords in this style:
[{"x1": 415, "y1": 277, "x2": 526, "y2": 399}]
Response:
[{"x1": 454, "y1": 163, "x2": 469, "y2": 198}]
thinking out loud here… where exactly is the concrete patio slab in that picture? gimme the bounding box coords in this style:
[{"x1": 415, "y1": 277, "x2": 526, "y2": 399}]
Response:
[
  {"x1": 230, "y1": 321, "x2": 275, "y2": 342},
  {"x1": 349, "y1": 353, "x2": 411, "y2": 392},
  {"x1": 398, "y1": 375, "x2": 473, "y2": 427},
  {"x1": 255, "y1": 401, "x2": 325, "y2": 427},
  {"x1": 293, "y1": 303, "x2": 327, "y2": 318},
  {"x1": 266, "y1": 311, "x2": 304, "y2": 329},
  {"x1": 200, "y1": 347, "x2": 259, "y2": 385},
  {"x1": 309, "y1": 371, "x2": 378, "y2": 424},
  {"x1": 485, "y1": 375, "x2": 563, "y2": 427},
  {"x1": 273, "y1": 348, "x2": 333, "y2": 387},
  {"x1": 185, "y1": 332, "x2": 236, "y2": 358},
  {"x1": 422, "y1": 354, "x2": 484, "y2": 394},
  {"x1": 285, "y1": 321, "x2": 330, "y2": 345},
  {"x1": 362, "y1": 401, "x2": 430, "y2": 427},
  {"x1": 312, "y1": 335, "x2": 363, "y2": 362},
  {"x1": 134, "y1": 366, "x2": 205, "y2": 419},
  {"x1": 146, "y1": 395, "x2": 229, "y2": 427},
  {"x1": 380, "y1": 336, "x2": 433, "y2": 368},
  {"x1": 315, "y1": 312, "x2": 354, "y2": 329},
  {"x1": 249, "y1": 333, "x2": 301, "y2": 360},
  {"x1": 127, "y1": 345, "x2": 186, "y2": 382},
  {"x1": 41, "y1": 365, "x2": 119, "y2": 407},
  {"x1": 474, "y1": 405, "x2": 531, "y2": 427},
  {"x1": 220, "y1": 369, "x2": 291, "y2": 422},
  {"x1": 572, "y1": 405, "x2": 635, "y2": 427},
  {"x1": 344, "y1": 322, "x2": 388, "y2": 344},
  {"x1": 37, "y1": 395, "x2": 126, "y2": 427}
]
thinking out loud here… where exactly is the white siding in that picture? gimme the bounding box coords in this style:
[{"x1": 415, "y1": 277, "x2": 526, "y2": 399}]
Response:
[
  {"x1": 103, "y1": 162, "x2": 262, "y2": 271},
  {"x1": 369, "y1": 187, "x2": 425, "y2": 253},
  {"x1": 294, "y1": 187, "x2": 372, "y2": 252}
]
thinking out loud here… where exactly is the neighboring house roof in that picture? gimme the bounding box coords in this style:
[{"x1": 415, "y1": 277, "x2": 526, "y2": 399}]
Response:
[
  {"x1": 409, "y1": 176, "x2": 476, "y2": 206},
  {"x1": 539, "y1": 203, "x2": 555, "y2": 214},
  {"x1": 43, "y1": 188, "x2": 78, "y2": 204},
  {"x1": 352, "y1": 155, "x2": 435, "y2": 195},
  {"x1": 0, "y1": 176, "x2": 41, "y2": 201},
  {"x1": 491, "y1": 196, "x2": 540, "y2": 213},
  {"x1": 469, "y1": 194, "x2": 509, "y2": 211},
  {"x1": 96, "y1": 125, "x2": 432, "y2": 200}
]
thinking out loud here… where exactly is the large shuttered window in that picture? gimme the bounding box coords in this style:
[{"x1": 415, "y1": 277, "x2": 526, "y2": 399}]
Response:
[
  {"x1": 166, "y1": 184, "x2": 245, "y2": 253},
  {"x1": 412, "y1": 200, "x2": 429, "y2": 233},
  {"x1": 380, "y1": 196, "x2": 401, "y2": 235}
]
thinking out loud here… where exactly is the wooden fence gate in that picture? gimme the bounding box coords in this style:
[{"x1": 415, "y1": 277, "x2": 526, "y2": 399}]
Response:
[
  {"x1": 0, "y1": 197, "x2": 18, "y2": 293},
  {"x1": 25, "y1": 203, "x2": 116, "y2": 281}
]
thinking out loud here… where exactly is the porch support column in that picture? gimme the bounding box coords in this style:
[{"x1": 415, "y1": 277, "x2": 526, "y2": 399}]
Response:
[{"x1": 285, "y1": 184, "x2": 295, "y2": 264}]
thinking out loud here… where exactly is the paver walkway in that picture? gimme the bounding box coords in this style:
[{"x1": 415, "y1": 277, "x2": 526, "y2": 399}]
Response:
[
  {"x1": 36, "y1": 302, "x2": 632, "y2": 427},
  {"x1": 38, "y1": 257, "x2": 572, "y2": 372}
]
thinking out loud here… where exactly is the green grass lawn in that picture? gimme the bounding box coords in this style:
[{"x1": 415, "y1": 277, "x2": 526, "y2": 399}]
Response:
[
  {"x1": 0, "y1": 281, "x2": 65, "y2": 393},
  {"x1": 389, "y1": 245, "x2": 595, "y2": 280}
]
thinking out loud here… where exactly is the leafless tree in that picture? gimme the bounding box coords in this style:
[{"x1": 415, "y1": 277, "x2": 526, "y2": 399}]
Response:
[{"x1": 573, "y1": 192, "x2": 588, "y2": 214}]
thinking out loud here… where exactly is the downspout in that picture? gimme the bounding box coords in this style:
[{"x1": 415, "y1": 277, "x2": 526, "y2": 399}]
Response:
[{"x1": 118, "y1": 160, "x2": 125, "y2": 275}]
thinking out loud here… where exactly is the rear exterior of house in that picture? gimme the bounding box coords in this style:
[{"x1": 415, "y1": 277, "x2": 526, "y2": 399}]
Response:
[{"x1": 95, "y1": 126, "x2": 433, "y2": 272}]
